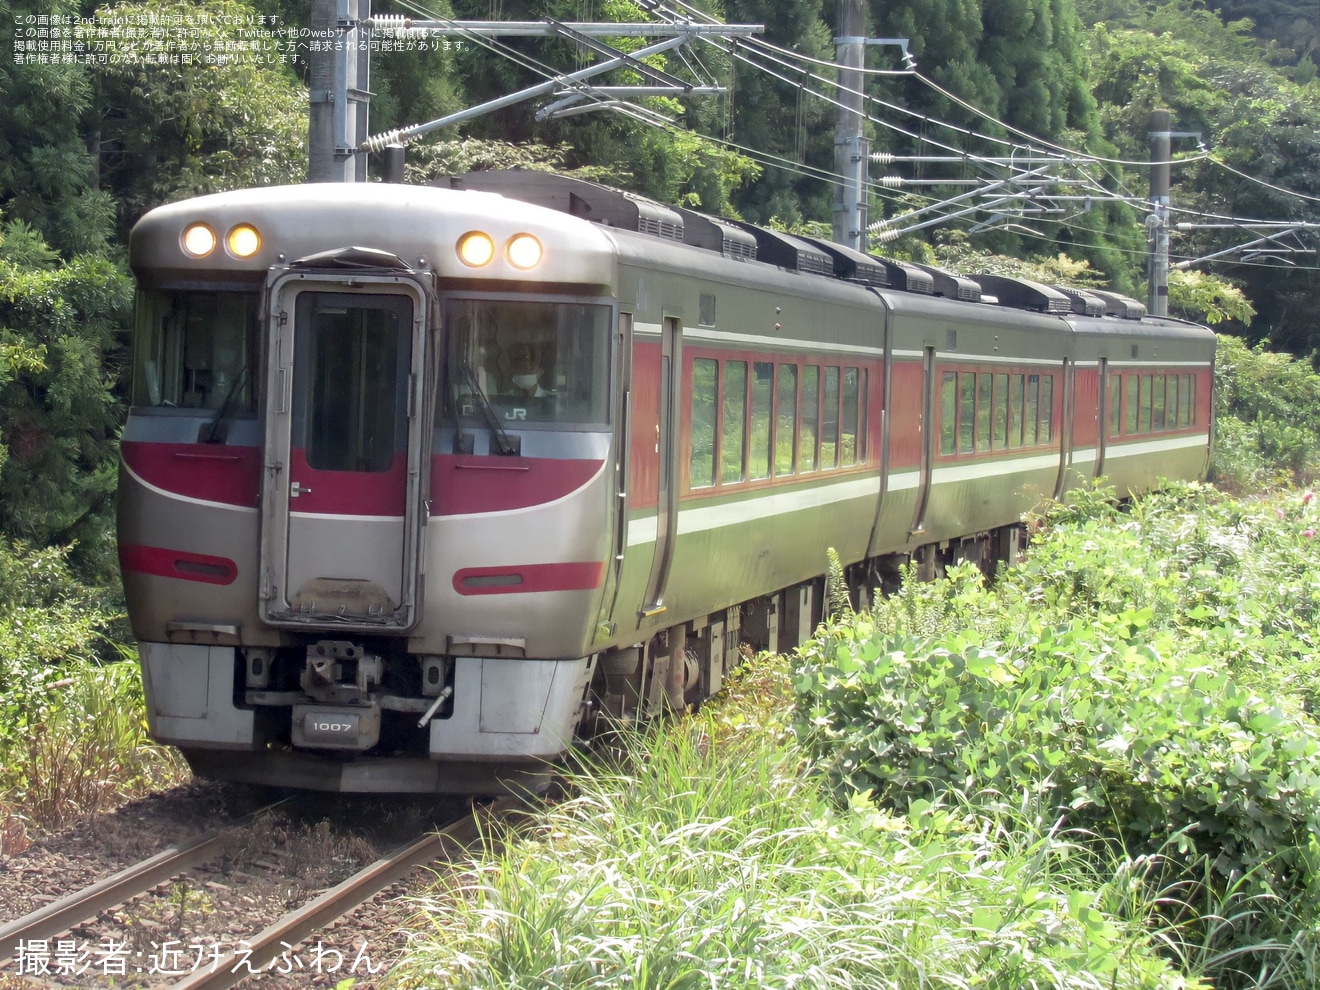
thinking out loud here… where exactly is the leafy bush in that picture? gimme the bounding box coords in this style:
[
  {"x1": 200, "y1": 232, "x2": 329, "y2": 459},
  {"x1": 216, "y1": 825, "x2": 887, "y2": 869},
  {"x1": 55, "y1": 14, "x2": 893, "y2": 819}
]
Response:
[
  {"x1": 793, "y1": 486, "x2": 1320, "y2": 987},
  {"x1": 0, "y1": 540, "x2": 183, "y2": 827},
  {"x1": 1212, "y1": 335, "x2": 1320, "y2": 489}
]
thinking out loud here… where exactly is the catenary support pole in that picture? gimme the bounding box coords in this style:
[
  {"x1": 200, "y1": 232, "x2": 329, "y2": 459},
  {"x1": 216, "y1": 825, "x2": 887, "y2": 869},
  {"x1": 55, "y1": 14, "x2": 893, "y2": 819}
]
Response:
[
  {"x1": 833, "y1": 0, "x2": 866, "y2": 250},
  {"x1": 1148, "y1": 108, "x2": 1171, "y2": 316}
]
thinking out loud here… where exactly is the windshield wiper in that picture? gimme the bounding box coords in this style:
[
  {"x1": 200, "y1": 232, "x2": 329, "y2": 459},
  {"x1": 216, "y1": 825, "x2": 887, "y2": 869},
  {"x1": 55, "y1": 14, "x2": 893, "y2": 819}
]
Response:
[
  {"x1": 458, "y1": 363, "x2": 519, "y2": 456},
  {"x1": 203, "y1": 367, "x2": 249, "y2": 444}
]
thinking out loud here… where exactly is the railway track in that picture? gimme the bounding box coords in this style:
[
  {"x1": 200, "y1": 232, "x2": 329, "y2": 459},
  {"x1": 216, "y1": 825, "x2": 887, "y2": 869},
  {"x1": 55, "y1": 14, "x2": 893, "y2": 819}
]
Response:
[{"x1": 0, "y1": 796, "x2": 521, "y2": 988}]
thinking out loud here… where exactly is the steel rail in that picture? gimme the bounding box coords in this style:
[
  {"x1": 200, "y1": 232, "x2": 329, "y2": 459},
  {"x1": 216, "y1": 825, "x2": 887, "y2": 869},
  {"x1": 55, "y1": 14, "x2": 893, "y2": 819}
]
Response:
[
  {"x1": 0, "y1": 830, "x2": 226, "y2": 960},
  {"x1": 168, "y1": 796, "x2": 522, "y2": 990}
]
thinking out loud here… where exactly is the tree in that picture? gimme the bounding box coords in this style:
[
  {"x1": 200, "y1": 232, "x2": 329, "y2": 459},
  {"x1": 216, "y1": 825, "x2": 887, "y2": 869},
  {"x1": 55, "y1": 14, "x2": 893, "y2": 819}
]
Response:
[{"x1": 0, "y1": 216, "x2": 131, "y2": 558}]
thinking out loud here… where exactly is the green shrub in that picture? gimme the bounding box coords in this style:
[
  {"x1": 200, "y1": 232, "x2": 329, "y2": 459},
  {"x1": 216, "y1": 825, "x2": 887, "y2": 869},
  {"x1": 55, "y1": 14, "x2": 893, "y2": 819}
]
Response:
[
  {"x1": 792, "y1": 486, "x2": 1320, "y2": 986},
  {"x1": 0, "y1": 540, "x2": 183, "y2": 826},
  {"x1": 1212, "y1": 335, "x2": 1320, "y2": 488}
]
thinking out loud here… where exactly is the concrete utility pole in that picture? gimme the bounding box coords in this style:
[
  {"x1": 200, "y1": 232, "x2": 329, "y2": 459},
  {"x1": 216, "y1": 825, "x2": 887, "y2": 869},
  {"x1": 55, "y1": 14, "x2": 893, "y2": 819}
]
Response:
[
  {"x1": 308, "y1": 0, "x2": 371, "y2": 182},
  {"x1": 832, "y1": 0, "x2": 867, "y2": 250},
  {"x1": 1147, "y1": 108, "x2": 1172, "y2": 316}
]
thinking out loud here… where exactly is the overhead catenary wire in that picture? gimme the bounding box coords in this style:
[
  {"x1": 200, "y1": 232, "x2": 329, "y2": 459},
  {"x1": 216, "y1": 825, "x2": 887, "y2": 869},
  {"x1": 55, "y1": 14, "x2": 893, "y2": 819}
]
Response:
[{"x1": 381, "y1": 0, "x2": 1314, "y2": 266}]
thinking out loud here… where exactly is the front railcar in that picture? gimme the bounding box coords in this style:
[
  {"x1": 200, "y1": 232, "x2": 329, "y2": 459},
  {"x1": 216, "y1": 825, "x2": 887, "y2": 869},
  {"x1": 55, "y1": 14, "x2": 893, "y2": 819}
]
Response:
[{"x1": 120, "y1": 184, "x2": 620, "y2": 793}]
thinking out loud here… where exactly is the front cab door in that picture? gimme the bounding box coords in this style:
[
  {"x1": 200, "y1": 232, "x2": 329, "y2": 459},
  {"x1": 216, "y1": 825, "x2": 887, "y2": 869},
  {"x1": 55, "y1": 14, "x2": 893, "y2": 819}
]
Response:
[{"x1": 260, "y1": 268, "x2": 431, "y2": 631}]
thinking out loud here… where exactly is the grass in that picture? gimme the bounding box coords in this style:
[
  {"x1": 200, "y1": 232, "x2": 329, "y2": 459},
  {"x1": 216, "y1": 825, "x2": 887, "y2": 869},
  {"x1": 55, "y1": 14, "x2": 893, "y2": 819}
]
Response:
[{"x1": 387, "y1": 662, "x2": 1194, "y2": 990}]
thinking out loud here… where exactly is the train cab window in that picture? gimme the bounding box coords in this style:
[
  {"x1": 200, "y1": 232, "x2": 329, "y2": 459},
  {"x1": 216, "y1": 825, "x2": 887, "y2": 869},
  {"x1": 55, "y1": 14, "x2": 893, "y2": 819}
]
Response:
[
  {"x1": 750, "y1": 362, "x2": 773, "y2": 480},
  {"x1": 444, "y1": 297, "x2": 611, "y2": 428},
  {"x1": 721, "y1": 361, "x2": 747, "y2": 483},
  {"x1": 131, "y1": 289, "x2": 259, "y2": 412},
  {"x1": 841, "y1": 367, "x2": 861, "y2": 466},
  {"x1": 775, "y1": 365, "x2": 798, "y2": 475},
  {"x1": 800, "y1": 366, "x2": 820, "y2": 472}
]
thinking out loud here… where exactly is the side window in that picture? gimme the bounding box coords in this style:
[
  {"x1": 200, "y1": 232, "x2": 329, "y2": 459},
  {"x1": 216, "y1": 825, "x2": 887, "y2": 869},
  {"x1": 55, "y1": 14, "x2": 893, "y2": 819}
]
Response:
[
  {"x1": 1108, "y1": 374, "x2": 1121, "y2": 438},
  {"x1": 722, "y1": 361, "x2": 747, "y2": 484},
  {"x1": 689, "y1": 358, "x2": 717, "y2": 488},
  {"x1": 1138, "y1": 375, "x2": 1152, "y2": 433},
  {"x1": 821, "y1": 367, "x2": 840, "y2": 469},
  {"x1": 1024, "y1": 374, "x2": 1040, "y2": 446},
  {"x1": 800, "y1": 366, "x2": 819, "y2": 472},
  {"x1": 958, "y1": 372, "x2": 975, "y2": 454},
  {"x1": 841, "y1": 367, "x2": 860, "y2": 466},
  {"x1": 940, "y1": 371, "x2": 957, "y2": 456},
  {"x1": 976, "y1": 373, "x2": 992, "y2": 452},
  {"x1": 1038, "y1": 374, "x2": 1053, "y2": 444},
  {"x1": 1009, "y1": 374, "x2": 1025, "y2": 448},
  {"x1": 776, "y1": 365, "x2": 797, "y2": 475},
  {"x1": 750, "y1": 362, "x2": 773, "y2": 480},
  {"x1": 1152, "y1": 374, "x2": 1166, "y2": 431},
  {"x1": 1125, "y1": 375, "x2": 1139, "y2": 435},
  {"x1": 992, "y1": 373, "x2": 1008, "y2": 449},
  {"x1": 1181, "y1": 374, "x2": 1193, "y2": 426}
]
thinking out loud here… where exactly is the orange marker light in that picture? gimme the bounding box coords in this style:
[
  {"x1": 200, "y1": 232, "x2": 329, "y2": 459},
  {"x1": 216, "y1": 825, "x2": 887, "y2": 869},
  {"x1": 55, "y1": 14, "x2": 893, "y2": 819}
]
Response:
[
  {"x1": 181, "y1": 223, "x2": 217, "y2": 258},
  {"x1": 457, "y1": 231, "x2": 495, "y2": 267},
  {"x1": 506, "y1": 233, "x2": 543, "y2": 270}
]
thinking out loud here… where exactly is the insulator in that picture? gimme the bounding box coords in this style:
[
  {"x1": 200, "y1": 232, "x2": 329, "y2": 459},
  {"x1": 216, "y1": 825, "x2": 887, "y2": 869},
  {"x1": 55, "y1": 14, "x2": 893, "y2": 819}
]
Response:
[
  {"x1": 877, "y1": 176, "x2": 905, "y2": 188},
  {"x1": 869, "y1": 152, "x2": 895, "y2": 164},
  {"x1": 873, "y1": 228, "x2": 901, "y2": 243},
  {"x1": 361, "y1": 129, "x2": 406, "y2": 154},
  {"x1": 368, "y1": 14, "x2": 419, "y2": 38}
]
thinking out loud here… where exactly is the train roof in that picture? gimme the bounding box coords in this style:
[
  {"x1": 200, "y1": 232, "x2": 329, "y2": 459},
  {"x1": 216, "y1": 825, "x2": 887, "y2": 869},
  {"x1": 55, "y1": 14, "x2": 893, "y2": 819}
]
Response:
[
  {"x1": 443, "y1": 170, "x2": 1194, "y2": 332},
  {"x1": 129, "y1": 182, "x2": 617, "y2": 289}
]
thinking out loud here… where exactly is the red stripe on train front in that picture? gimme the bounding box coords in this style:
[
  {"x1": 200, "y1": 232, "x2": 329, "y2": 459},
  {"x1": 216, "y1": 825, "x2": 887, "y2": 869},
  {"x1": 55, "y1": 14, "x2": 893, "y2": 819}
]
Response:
[
  {"x1": 119, "y1": 544, "x2": 238, "y2": 585},
  {"x1": 121, "y1": 441, "x2": 261, "y2": 507},
  {"x1": 431, "y1": 456, "x2": 603, "y2": 515},
  {"x1": 452, "y1": 562, "x2": 606, "y2": 596}
]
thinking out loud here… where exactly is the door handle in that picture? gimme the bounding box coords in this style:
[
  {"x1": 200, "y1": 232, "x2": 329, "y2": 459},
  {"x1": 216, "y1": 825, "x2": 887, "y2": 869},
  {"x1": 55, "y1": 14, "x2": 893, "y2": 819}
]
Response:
[{"x1": 291, "y1": 481, "x2": 312, "y2": 497}]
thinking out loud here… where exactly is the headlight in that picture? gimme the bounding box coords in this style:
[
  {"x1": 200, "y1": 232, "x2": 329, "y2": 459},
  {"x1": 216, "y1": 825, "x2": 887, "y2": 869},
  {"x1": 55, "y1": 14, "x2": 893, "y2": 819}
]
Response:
[
  {"x1": 506, "y1": 233, "x2": 543, "y2": 270},
  {"x1": 457, "y1": 231, "x2": 495, "y2": 267},
  {"x1": 181, "y1": 223, "x2": 217, "y2": 258},
  {"x1": 226, "y1": 224, "x2": 261, "y2": 258}
]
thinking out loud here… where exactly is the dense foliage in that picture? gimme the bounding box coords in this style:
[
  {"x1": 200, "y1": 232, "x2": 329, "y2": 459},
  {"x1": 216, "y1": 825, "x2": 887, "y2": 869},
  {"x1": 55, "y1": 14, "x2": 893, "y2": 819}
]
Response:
[{"x1": 794, "y1": 483, "x2": 1320, "y2": 986}]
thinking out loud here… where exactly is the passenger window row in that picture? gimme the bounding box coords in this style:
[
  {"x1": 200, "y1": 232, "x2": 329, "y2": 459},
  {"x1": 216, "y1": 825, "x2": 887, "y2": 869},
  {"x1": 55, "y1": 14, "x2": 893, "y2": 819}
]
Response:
[
  {"x1": 1109, "y1": 372, "x2": 1195, "y2": 437},
  {"x1": 689, "y1": 357, "x2": 865, "y2": 489},
  {"x1": 940, "y1": 370, "x2": 1055, "y2": 457}
]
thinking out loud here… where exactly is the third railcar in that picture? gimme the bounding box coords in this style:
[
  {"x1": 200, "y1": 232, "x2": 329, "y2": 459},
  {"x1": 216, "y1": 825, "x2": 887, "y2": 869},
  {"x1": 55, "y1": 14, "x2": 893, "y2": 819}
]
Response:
[{"x1": 119, "y1": 170, "x2": 1214, "y2": 793}]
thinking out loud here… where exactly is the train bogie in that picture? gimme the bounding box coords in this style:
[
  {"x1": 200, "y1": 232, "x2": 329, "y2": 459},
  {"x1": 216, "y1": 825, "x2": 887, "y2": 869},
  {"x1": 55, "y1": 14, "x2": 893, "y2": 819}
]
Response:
[{"x1": 120, "y1": 170, "x2": 1214, "y2": 794}]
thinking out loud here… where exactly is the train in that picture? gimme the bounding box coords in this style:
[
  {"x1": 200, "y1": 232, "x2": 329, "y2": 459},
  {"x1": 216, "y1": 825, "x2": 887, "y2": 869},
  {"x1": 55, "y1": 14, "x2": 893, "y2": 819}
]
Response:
[{"x1": 119, "y1": 169, "x2": 1216, "y2": 794}]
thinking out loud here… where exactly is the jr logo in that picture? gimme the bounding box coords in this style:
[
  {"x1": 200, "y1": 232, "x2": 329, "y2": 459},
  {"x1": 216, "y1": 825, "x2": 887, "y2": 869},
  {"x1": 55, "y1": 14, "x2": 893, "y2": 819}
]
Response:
[{"x1": 503, "y1": 407, "x2": 528, "y2": 421}]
